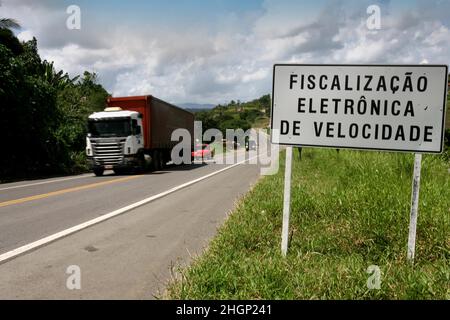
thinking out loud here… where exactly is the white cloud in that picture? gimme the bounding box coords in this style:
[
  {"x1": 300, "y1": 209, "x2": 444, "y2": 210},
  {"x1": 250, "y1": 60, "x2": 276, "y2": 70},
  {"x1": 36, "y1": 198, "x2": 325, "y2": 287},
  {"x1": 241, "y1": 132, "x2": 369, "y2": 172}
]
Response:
[
  {"x1": 242, "y1": 68, "x2": 269, "y2": 83},
  {"x1": 1, "y1": 0, "x2": 449, "y2": 105},
  {"x1": 16, "y1": 29, "x2": 33, "y2": 42}
]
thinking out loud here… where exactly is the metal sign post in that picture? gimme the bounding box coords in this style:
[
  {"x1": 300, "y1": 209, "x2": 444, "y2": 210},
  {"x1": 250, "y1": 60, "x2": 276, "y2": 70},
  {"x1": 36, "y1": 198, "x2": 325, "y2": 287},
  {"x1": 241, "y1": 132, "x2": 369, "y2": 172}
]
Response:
[
  {"x1": 407, "y1": 153, "x2": 422, "y2": 263},
  {"x1": 281, "y1": 146, "x2": 293, "y2": 256}
]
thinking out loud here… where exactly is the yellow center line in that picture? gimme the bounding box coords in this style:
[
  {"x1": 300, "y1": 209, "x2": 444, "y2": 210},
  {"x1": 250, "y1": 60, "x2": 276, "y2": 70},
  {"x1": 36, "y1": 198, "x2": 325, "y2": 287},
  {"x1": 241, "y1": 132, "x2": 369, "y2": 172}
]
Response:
[{"x1": 0, "y1": 175, "x2": 141, "y2": 208}]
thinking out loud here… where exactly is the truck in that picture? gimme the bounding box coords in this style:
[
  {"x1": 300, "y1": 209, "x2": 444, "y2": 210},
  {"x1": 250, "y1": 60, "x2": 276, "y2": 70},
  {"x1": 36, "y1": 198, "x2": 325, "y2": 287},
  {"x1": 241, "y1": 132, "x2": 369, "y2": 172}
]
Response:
[{"x1": 86, "y1": 95, "x2": 194, "y2": 176}]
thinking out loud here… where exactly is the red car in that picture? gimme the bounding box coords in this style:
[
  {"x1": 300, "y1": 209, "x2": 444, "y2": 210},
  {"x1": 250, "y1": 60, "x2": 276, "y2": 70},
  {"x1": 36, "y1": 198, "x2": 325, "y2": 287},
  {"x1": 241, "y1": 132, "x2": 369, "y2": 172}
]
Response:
[{"x1": 192, "y1": 144, "x2": 215, "y2": 160}]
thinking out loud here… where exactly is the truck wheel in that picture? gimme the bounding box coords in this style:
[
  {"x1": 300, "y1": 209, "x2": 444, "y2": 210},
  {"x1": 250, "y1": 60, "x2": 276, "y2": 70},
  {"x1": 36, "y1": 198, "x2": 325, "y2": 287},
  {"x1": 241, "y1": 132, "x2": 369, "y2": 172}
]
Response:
[
  {"x1": 93, "y1": 167, "x2": 104, "y2": 176},
  {"x1": 137, "y1": 152, "x2": 146, "y2": 173},
  {"x1": 159, "y1": 152, "x2": 166, "y2": 169},
  {"x1": 152, "y1": 151, "x2": 161, "y2": 171}
]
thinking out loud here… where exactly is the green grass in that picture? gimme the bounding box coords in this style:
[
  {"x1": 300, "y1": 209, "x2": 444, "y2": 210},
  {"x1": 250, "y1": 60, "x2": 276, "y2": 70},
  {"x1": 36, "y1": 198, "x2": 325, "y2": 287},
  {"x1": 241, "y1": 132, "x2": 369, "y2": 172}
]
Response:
[{"x1": 167, "y1": 148, "x2": 450, "y2": 299}]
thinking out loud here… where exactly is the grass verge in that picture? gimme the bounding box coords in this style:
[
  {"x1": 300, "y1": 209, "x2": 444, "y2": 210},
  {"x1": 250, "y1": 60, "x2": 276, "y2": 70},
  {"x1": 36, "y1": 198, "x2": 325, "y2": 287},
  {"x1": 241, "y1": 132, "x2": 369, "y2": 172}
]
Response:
[{"x1": 167, "y1": 148, "x2": 449, "y2": 299}]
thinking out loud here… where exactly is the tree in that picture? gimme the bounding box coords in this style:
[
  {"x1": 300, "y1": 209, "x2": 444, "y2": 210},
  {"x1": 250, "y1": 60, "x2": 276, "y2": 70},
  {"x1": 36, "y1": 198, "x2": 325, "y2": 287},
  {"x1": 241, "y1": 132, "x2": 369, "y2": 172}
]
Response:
[
  {"x1": 0, "y1": 27, "x2": 110, "y2": 179},
  {"x1": 42, "y1": 60, "x2": 79, "y2": 90},
  {"x1": 0, "y1": 37, "x2": 59, "y2": 177},
  {"x1": 0, "y1": 18, "x2": 22, "y2": 55},
  {"x1": 0, "y1": 18, "x2": 20, "y2": 30}
]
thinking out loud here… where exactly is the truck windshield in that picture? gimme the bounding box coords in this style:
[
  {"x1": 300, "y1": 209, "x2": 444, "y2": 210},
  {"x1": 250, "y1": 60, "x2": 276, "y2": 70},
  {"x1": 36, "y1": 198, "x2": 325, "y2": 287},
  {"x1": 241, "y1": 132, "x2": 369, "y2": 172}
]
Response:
[{"x1": 88, "y1": 118, "x2": 131, "y2": 137}]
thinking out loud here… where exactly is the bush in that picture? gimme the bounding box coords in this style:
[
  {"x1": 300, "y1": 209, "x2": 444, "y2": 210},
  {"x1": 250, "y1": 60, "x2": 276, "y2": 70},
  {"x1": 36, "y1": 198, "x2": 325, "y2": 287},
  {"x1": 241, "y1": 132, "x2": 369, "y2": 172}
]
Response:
[{"x1": 0, "y1": 35, "x2": 108, "y2": 180}]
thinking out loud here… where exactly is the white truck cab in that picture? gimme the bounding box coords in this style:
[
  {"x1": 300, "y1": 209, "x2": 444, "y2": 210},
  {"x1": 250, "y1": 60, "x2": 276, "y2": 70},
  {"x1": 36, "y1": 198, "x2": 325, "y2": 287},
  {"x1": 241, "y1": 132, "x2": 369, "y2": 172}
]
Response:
[{"x1": 86, "y1": 107, "x2": 144, "y2": 176}]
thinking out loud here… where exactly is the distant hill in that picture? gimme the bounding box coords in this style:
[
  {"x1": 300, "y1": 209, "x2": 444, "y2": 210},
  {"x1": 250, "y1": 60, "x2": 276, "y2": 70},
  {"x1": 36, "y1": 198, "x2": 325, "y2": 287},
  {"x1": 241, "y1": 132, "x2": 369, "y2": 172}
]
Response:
[
  {"x1": 179, "y1": 103, "x2": 215, "y2": 110},
  {"x1": 194, "y1": 94, "x2": 271, "y2": 133},
  {"x1": 184, "y1": 108, "x2": 214, "y2": 113}
]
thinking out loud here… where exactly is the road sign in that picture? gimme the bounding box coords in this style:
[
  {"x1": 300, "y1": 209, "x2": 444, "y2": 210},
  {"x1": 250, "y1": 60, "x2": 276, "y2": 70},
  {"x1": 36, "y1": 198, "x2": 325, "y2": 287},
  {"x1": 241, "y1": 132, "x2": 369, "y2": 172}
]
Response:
[
  {"x1": 272, "y1": 64, "x2": 448, "y2": 260},
  {"x1": 271, "y1": 64, "x2": 448, "y2": 153}
]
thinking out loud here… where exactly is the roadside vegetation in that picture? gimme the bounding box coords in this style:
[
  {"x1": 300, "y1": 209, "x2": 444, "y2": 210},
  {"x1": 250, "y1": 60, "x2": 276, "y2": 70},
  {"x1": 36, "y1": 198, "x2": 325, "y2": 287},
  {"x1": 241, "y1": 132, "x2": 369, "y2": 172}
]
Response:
[
  {"x1": 167, "y1": 148, "x2": 450, "y2": 299},
  {"x1": 194, "y1": 95, "x2": 271, "y2": 135},
  {"x1": 0, "y1": 19, "x2": 108, "y2": 181},
  {"x1": 444, "y1": 94, "x2": 450, "y2": 159}
]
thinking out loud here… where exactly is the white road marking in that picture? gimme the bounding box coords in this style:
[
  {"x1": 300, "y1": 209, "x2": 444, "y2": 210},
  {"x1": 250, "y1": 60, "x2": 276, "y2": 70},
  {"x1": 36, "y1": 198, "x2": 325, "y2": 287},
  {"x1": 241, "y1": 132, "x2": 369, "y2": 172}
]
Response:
[
  {"x1": 0, "y1": 155, "x2": 259, "y2": 264},
  {"x1": 0, "y1": 174, "x2": 94, "y2": 191}
]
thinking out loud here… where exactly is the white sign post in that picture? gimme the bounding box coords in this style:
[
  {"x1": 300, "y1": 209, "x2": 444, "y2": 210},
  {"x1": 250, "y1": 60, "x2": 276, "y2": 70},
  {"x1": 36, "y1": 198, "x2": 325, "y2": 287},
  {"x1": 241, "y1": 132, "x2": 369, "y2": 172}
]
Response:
[
  {"x1": 281, "y1": 146, "x2": 293, "y2": 256},
  {"x1": 407, "y1": 153, "x2": 422, "y2": 263},
  {"x1": 271, "y1": 64, "x2": 448, "y2": 257}
]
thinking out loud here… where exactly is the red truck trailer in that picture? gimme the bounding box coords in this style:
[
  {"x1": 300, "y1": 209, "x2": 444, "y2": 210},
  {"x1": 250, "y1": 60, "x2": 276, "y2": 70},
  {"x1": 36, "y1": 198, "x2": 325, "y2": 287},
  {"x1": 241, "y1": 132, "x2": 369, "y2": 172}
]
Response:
[{"x1": 86, "y1": 95, "x2": 194, "y2": 175}]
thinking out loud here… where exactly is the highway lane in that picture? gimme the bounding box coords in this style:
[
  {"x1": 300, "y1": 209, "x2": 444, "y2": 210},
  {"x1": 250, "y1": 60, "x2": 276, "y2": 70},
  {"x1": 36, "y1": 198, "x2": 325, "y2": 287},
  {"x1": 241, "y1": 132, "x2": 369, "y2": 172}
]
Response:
[
  {"x1": 0, "y1": 162, "x2": 261, "y2": 299},
  {"x1": 0, "y1": 149, "x2": 261, "y2": 255},
  {"x1": 0, "y1": 148, "x2": 263, "y2": 298}
]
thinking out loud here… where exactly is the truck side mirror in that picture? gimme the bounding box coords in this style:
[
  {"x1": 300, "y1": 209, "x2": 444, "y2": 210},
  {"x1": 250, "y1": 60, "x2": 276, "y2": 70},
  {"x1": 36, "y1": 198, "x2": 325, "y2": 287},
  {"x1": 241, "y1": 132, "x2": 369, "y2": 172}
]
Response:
[{"x1": 131, "y1": 119, "x2": 141, "y2": 135}]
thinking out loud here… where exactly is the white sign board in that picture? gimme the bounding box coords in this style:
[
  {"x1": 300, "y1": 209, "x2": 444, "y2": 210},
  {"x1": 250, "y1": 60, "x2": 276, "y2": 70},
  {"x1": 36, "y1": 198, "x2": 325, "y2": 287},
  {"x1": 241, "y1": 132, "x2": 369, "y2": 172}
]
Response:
[{"x1": 271, "y1": 64, "x2": 448, "y2": 153}]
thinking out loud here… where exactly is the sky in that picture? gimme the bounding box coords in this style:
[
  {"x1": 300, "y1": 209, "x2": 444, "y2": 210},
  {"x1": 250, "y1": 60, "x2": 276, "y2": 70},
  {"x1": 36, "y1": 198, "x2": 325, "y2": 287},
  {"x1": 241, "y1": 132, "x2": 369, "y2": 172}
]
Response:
[{"x1": 1, "y1": 0, "x2": 449, "y2": 105}]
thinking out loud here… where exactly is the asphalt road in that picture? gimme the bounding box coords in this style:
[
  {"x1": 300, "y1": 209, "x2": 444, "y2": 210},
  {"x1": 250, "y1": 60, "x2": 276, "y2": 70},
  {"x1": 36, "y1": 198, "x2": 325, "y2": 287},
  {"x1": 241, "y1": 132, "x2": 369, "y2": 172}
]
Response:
[{"x1": 0, "y1": 148, "x2": 264, "y2": 299}]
